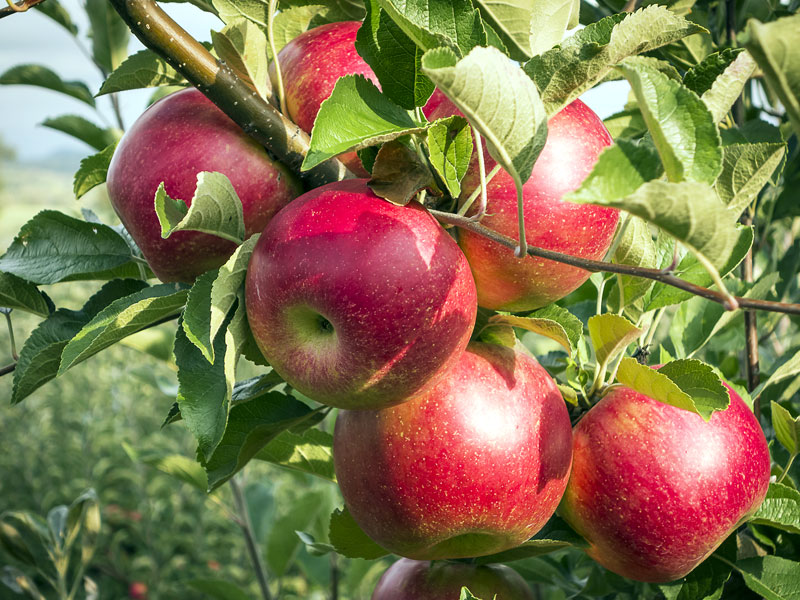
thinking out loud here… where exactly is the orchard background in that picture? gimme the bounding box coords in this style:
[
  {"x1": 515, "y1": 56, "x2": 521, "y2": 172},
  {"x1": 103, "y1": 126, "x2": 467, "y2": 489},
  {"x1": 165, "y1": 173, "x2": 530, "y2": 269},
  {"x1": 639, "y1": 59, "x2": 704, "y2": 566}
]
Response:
[{"x1": 0, "y1": 0, "x2": 799, "y2": 599}]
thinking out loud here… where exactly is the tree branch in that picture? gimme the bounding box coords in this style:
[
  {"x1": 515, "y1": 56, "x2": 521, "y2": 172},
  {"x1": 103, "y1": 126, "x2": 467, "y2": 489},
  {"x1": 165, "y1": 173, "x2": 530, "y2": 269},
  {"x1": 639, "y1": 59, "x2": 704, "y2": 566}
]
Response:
[
  {"x1": 0, "y1": 0, "x2": 46, "y2": 18},
  {"x1": 107, "y1": 0, "x2": 351, "y2": 188},
  {"x1": 431, "y1": 210, "x2": 800, "y2": 316}
]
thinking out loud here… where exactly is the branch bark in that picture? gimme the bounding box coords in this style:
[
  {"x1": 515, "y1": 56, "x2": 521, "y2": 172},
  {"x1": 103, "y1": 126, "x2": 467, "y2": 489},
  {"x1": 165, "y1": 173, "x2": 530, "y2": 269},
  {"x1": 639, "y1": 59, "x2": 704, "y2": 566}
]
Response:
[{"x1": 0, "y1": 0, "x2": 46, "y2": 19}]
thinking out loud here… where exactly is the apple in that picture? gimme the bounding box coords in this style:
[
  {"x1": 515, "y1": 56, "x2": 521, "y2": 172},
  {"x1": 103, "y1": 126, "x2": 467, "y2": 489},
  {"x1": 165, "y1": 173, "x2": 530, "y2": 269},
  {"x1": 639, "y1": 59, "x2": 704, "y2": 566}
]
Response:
[
  {"x1": 428, "y1": 97, "x2": 619, "y2": 311},
  {"x1": 245, "y1": 178, "x2": 477, "y2": 410},
  {"x1": 107, "y1": 87, "x2": 302, "y2": 283},
  {"x1": 559, "y1": 382, "x2": 771, "y2": 583},
  {"x1": 128, "y1": 582, "x2": 148, "y2": 600},
  {"x1": 333, "y1": 342, "x2": 573, "y2": 559},
  {"x1": 372, "y1": 558, "x2": 534, "y2": 600}
]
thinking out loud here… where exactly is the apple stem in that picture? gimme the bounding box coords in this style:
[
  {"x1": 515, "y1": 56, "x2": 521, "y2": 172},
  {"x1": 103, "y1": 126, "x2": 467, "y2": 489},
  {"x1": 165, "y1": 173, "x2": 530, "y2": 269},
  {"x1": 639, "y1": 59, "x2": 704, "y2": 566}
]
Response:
[
  {"x1": 429, "y1": 209, "x2": 800, "y2": 316},
  {"x1": 267, "y1": 0, "x2": 288, "y2": 116}
]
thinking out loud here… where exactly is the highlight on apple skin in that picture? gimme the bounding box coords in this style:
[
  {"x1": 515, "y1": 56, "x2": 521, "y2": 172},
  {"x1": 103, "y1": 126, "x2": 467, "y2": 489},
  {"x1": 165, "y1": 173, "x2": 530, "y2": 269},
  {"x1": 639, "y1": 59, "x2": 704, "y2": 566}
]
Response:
[
  {"x1": 245, "y1": 179, "x2": 478, "y2": 410},
  {"x1": 333, "y1": 342, "x2": 573, "y2": 560},
  {"x1": 371, "y1": 558, "x2": 535, "y2": 600},
  {"x1": 559, "y1": 382, "x2": 771, "y2": 583},
  {"x1": 428, "y1": 97, "x2": 620, "y2": 311},
  {"x1": 106, "y1": 87, "x2": 302, "y2": 283}
]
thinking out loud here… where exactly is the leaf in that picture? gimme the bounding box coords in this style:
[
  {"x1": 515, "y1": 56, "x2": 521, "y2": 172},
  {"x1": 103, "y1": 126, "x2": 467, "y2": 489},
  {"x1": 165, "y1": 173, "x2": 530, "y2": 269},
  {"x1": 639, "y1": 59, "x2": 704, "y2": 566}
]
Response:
[
  {"x1": 421, "y1": 45, "x2": 547, "y2": 223},
  {"x1": 524, "y1": 7, "x2": 705, "y2": 115},
  {"x1": 203, "y1": 391, "x2": 320, "y2": 490},
  {"x1": 0, "y1": 565, "x2": 45, "y2": 600},
  {"x1": 426, "y1": 116, "x2": 473, "y2": 198},
  {"x1": 155, "y1": 171, "x2": 246, "y2": 244},
  {"x1": 660, "y1": 536, "x2": 736, "y2": 600},
  {"x1": 41, "y1": 115, "x2": 118, "y2": 151},
  {"x1": 126, "y1": 445, "x2": 209, "y2": 491},
  {"x1": 528, "y1": 0, "x2": 574, "y2": 56},
  {"x1": 266, "y1": 491, "x2": 328, "y2": 575},
  {"x1": 460, "y1": 589, "x2": 482, "y2": 600},
  {"x1": 0, "y1": 64, "x2": 95, "y2": 106},
  {"x1": 754, "y1": 349, "x2": 800, "y2": 400},
  {"x1": 187, "y1": 579, "x2": 252, "y2": 600},
  {"x1": 376, "y1": 0, "x2": 486, "y2": 57},
  {"x1": 65, "y1": 489, "x2": 100, "y2": 564},
  {"x1": 607, "y1": 216, "x2": 658, "y2": 312},
  {"x1": 85, "y1": 0, "x2": 130, "y2": 73},
  {"x1": 615, "y1": 357, "x2": 730, "y2": 420},
  {"x1": 174, "y1": 320, "x2": 237, "y2": 462},
  {"x1": 619, "y1": 59, "x2": 721, "y2": 185},
  {"x1": 474, "y1": 0, "x2": 537, "y2": 61},
  {"x1": 700, "y1": 51, "x2": 757, "y2": 124},
  {"x1": 588, "y1": 313, "x2": 642, "y2": 366},
  {"x1": 487, "y1": 304, "x2": 582, "y2": 356},
  {"x1": 11, "y1": 280, "x2": 147, "y2": 404},
  {"x1": 741, "y1": 13, "x2": 800, "y2": 139},
  {"x1": 684, "y1": 48, "x2": 746, "y2": 97},
  {"x1": 0, "y1": 210, "x2": 141, "y2": 285},
  {"x1": 296, "y1": 531, "x2": 336, "y2": 556},
  {"x1": 328, "y1": 506, "x2": 388, "y2": 559},
  {"x1": 268, "y1": 5, "x2": 324, "y2": 57},
  {"x1": 302, "y1": 75, "x2": 428, "y2": 171},
  {"x1": 771, "y1": 402, "x2": 800, "y2": 456},
  {"x1": 182, "y1": 269, "x2": 218, "y2": 362},
  {"x1": 715, "y1": 143, "x2": 786, "y2": 218},
  {"x1": 34, "y1": 0, "x2": 78, "y2": 35},
  {"x1": 750, "y1": 482, "x2": 800, "y2": 535},
  {"x1": 0, "y1": 272, "x2": 50, "y2": 317},
  {"x1": 58, "y1": 284, "x2": 187, "y2": 375},
  {"x1": 97, "y1": 49, "x2": 186, "y2": 95},
  {"x1": 367, "y1": 140, "x2": 434, "y2": 205},
  {"x1": 74, "y1": 142, "x2": 118, "y2": 200},
  {"x1": 211, "y1": 20, "x2": 270, "y2": 99},
  {"x1": 356, "y1": 0, "x2": 434, "y2": 110},
  {"x1": 733, "y1": 556, "x2": 800, "y2": 600},
  {"x1": 0, "y1": 512, "x2": 55, "y2": 579},
  {"x1": 256, "y1": 428, "x2": 336, "y2": 482}
]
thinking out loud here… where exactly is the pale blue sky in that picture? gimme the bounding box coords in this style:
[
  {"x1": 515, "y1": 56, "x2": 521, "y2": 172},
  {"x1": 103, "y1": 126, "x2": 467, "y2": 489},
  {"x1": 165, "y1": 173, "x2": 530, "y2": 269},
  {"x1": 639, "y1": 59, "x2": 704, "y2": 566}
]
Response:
[{"x1": 0, "y1": 2, "x2": 627, "y2": 164}]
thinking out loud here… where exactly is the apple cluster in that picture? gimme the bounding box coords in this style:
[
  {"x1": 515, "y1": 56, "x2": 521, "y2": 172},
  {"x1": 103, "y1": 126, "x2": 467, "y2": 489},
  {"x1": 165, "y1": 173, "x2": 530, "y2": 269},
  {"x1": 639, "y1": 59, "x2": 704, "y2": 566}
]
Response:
[{"x1": 105, "y1": 19, "x2": 771, "y2": 599}]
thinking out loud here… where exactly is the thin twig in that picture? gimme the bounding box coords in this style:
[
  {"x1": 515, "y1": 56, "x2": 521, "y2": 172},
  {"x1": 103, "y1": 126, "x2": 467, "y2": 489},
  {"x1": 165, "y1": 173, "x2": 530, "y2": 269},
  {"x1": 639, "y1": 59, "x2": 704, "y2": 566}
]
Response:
[
  {"x1": 230, "y1": 477, "x2": 273, "y2": 600},
  {"x1": 0, "y1": 362, "x2": 16, "y2": 376},
  {"x1": 430, "y1": 210, "x2": 800, "y2": 316},
  {"x1": 0, "y1": 0, "x2": 46, "y2": 18}
]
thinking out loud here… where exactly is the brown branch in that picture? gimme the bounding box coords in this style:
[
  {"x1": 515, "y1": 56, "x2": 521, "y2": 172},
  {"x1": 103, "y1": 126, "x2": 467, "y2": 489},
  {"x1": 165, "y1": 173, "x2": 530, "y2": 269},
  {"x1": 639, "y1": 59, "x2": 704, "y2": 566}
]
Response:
[
  {"x1": 107, "y1": 0, "x2": 351, "y2": 188},
  {"x1": 0, "y1": 0, "x2": 46, "y2": 18},
  {"x1": 431, "y1": 210, "x2": 800, "y2": 316},
  {"x1": 0, "y1": 362, "x2": 16, "y2": 376}
]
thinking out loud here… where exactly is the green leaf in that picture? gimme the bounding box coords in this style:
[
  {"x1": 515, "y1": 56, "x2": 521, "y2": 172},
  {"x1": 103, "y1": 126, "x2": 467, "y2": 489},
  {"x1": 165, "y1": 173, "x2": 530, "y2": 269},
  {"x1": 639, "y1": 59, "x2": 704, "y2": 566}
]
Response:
[
  {"x1": 266, "y1": 491, "x2": 328, "y2": 575},
  {"x1": 268, "y1": 6, "x2": 324, "y2": 57},
  {"x1": 97, "y1": 49, "x2": 186, "y2": 95},
  {"x1": 588, "y1": 313, "x2": 642, "y2": 366},
  {"x1": 58, "y1": 284, "x2": 187, "y2": 375},
  {"x1": 474, "y1": 0, "x2": 537, "y2": 61},
  {"x1": 660, "y1": 536, "x2": 735, "y2": 600},
  {"x1": 0, "y1": 210, "x2": 140, "y2": 284},
  {"x1": 356, "y1": 0, "x2": 434, "y2": 110},
  {"x1": 619, "y1": 59, "x2": 721, "y2": 185},
  {"x1": 487, "y1": 304, "x2": 582, "y2": 356},
  {"x1": 460, "y1": 589, "x2": 482, "y2": 600},
  {"x1": 524, "y1": 7, "x2": 705, "y2": 115},
  {"x1": 203, "y1": 392, "x2": 320, "y2": 490},
  {"x1": 698, "y1": 50, "x2": 757, "y2": 124},
  {"x1": 750, "y1": 482, "x2": 800, "y2": 535},
  {"x1": 376, "y1": 0, "x2": 486, "y2": 57},
  {"x1": 715, "y1": 143, "x2": 786, "y2": 218},
  {"x1": 0, "y1": 512, "x2": 55, "y2": 579},
  {"x1": 426, "y1": 116, "x2": 473, "y2": 198},
  {"x1": 303, "y1": 75, "x2": 427, "y2": 171},
  {"x1": 684, "y1": 49, "x2": 746, "y2": 97},
  {"x1": 155, "y1": 171, "x2": 246, "y2": 244},
  {"x1": 296, "y1": 531, "x2": 336, "y2": 556},
  {"x1": 65, "y1": 489, "x2": 101, "y2": 564},
  {"x1": 11, "y1": 279, "x2": 147, "y2": 404},
  {"x1": 528, "y1": 0, "x2": 574, "y2": 56},
  {"x1": 34, "y1": 0, "x2": 78, "y2": 35},
  {"x1": 85, "y1": 0, "x2": 130, "y2": 73},
  {"x1": 256, "y1": 428, "x2": 336, "y2": 482},
  {"x1": 367, "y1": 139, "x2": 435, "y2": 206},
  {"x1": 0, "y1": 64, "x2": 95, "y2": 106},
  {"x1": 771, "y1": 402, "x2": 800, "y2": 456},
  {"x1": 41, "y1": 115, "x2": 118, "y2": 151},
  {"x1": 422, "y1": 45, "x2": 547, "y2": 212},
  {"x1": 0, "y1": 272, "x2": 50, "y2": 317},
  {"x1": 615, "y1": 357, "x2": 730, "y2": 420},
  {"x1": 126, "y1": 445, "x2": 209, "y2": 491},
  {"x1": 74, "y1": 142, "x2": 117, "y2": 200},
  {"x1": 732, "y1": 555, "x2": 800, "y2": 600},
  {"x1": 0, "y1": 565, "x2": 45, "y2": 599},
  {"x1": 187, "y1": 579, "x2": 252, "y2": 600},
  {"x1": 607, "y1": 216, "x2": 658, "y2": 313},
  {"x1": 328, "y1": 506, "x2": 388, "y2": 559},
  {"x1": 754, "y1": 349, "x2": 800, "y2": 400},
  {"x1": 741, "y1": 13, "x2": 800, "y2": 139},
  {"x1": 211, "y1": 20, "x2": 270, "y2": 99},
  {"x1": 182, "y1": 269, "x2": 218, "y2": 362}
]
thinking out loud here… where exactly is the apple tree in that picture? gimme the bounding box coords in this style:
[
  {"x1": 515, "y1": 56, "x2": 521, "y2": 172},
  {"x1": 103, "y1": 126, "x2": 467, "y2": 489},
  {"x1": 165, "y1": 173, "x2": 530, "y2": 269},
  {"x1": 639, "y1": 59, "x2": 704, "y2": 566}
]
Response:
[{"x1": 1, "y1": 0, "x2": 800, "y2": 598}]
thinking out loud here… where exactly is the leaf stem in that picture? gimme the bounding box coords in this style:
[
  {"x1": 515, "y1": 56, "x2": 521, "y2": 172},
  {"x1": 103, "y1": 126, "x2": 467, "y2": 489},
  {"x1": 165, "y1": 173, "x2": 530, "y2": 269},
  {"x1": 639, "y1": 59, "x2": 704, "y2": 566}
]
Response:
[
  {"x1": 5, "y1": 311, "x2": 17, "y2": 361},
  {"x1": 267, "y1": 0, "x2": 286, "y2": 115},
  {"x1": 460, "y1": 164, "x2": 501, "y2": 216},
  {"x1": 687, "y1": 250, "x2": 738, "y2": 310},
  {"x1": 229, "y1": 476, "x2": 273, "y2": 600},
  {"x1": 776, "y1": 452, "x2": 797, "y2": 484},
  {"x1": 462, "y1": 133, "x2": 488, "y2": 222}
]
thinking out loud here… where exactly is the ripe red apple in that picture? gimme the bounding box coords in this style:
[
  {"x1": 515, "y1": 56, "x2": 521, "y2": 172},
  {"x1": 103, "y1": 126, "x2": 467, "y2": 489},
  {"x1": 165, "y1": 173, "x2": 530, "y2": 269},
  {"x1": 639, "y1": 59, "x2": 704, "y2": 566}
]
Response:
[
  {"x1": 333, "y1": 342, "x2": 573, "y2": 559},
  {"x1": 559, "y1": 383, "x2": 771, "y2": 583},
  {"x1": 245, "y1": 179, "x2": 477, "y2": 410},
  {"x1": 128, "y1": 582, "x2": 148, "y2": 600},
  {"x1": 372, "y1": 558, "x2": 534, "y2": 600},
  {"x1": 428, "y1": 98, "x2": 619, "y2": 311},
  {"x1": 107, "y1": 87, "x2": 301, "y2": 283}
]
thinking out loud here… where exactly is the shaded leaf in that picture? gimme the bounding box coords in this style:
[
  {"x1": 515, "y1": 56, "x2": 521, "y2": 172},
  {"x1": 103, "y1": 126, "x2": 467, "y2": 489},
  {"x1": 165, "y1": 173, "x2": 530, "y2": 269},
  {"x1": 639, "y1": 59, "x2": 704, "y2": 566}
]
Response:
[
  {"x1": 74, "y1": 142, "x2": 118, "y2": 200},
  {"x1": 328, "y1": 506, "x2": 388, "y2": 559},
  {"x1": 0, "y1": 64, "x2": 95, "y2": 106},
  {"x1": 368, "y1": 140, "x2": 434, "y2": 205}
]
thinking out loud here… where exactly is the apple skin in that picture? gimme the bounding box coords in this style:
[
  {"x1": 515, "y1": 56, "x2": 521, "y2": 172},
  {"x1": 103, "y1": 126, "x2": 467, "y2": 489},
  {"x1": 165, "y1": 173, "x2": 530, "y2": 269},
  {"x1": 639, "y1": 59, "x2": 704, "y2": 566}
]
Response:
[
  {"x1": 333, "y1": 342, "x2": 573, "y2": 559},
  {"x1": 559, "y1": 383, "x2": 771, "y2": 583},
  {"x1": 107, "y1": 87, "x2": 302, "y2": 283},
  {"x1": 428, "y1": 98, "x2": 619, "y2": 311},
  {"x1": 245, "y1": 179, "x2": 477, "y2": 410},
  {"x1": 371, "y1": 559, "x2": 534, "y2": 600}
]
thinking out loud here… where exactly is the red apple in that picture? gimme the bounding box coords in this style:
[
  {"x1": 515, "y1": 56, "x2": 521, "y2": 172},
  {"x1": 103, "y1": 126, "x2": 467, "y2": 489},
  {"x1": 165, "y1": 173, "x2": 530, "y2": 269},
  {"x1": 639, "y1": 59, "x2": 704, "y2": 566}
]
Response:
[
  {"x1": 333, "y1": 342, "x2": 573, "y2": 559},
  {"x1": 245, "y1": 179, "x2": 477, "y2": 410},
  {"x1": 128, "y1": 582, "x2": 148, "y2": 600},
  {"x1": 372, "y1": 558, "x2": 534, "y2": 600},
  {"x1": 107, "y1": 87, "x2": 301, "y2": 283},
  {"x1": 428, "y1": 98, "x2": 619, "y2": 311},
  {"x1": 559, "y1": 383, "x2": 771, "y2": 582}
]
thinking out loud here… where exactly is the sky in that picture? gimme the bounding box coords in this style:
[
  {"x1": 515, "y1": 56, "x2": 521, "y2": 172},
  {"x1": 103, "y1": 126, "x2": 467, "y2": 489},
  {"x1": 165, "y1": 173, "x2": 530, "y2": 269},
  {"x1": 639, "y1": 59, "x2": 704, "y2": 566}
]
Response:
[{"x1": 0, "y1": 1, "x2": 628, "y2": 165}]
